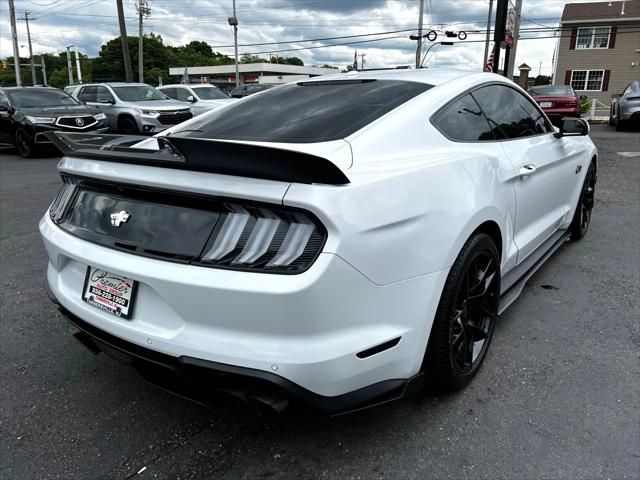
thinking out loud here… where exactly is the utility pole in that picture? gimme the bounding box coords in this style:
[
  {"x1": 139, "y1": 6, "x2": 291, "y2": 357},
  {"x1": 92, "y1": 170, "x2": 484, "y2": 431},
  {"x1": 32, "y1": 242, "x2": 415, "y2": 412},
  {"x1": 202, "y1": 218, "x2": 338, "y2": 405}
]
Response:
[
  {"x1": 23, "y1": 11, "x2": 37, "y2": 85},
  {"x1": 505, "y1": 0, "x2": 523, "y2": 80},
  {"x1": 415, "y1": 0, "x2": 425, "y2": 69},
  {"x1": 74, "y1": 45, "x2": 82, "y2": 83},
  {"x1": 116, "y1": 0, "x2": 133, "y2": 82},
  {"x1": 66, "y1": 46, "x2": 74, "y2": 85},
  {"x1": 228, "y1": 0, "x2": 239, "y2": 86},
  {"x1": 40, "y1": 56, "x2": 47, "y2": 86},
  {"x1": 483, "y1": 0, "x2": 494, "y2": 71},
  {"x1": 136, "y1": 0, "x2": 151, "y2": 83},
  {"x1": 8, "y1": 0, "x2": 22, "y2": 86},
  {"x1": 492, "y1": 0, "x2": 508, "y2": 75},
  {"x1": 359, "y1": 53, "x2": 366, "y2": 71}
]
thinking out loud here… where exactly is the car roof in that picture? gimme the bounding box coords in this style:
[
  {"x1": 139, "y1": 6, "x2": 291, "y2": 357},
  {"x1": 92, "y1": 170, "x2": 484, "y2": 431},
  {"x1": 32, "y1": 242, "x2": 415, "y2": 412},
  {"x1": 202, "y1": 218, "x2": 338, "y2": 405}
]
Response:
[
  {"x1": 80, "y1": 83, "x2": 153, "y2": 87},
  {"x1": 1, "y1": 86, "x2": 60, "y2": 91},
  {"x1": 308, "y1": 68, "x2": 482, "y2": 86}
]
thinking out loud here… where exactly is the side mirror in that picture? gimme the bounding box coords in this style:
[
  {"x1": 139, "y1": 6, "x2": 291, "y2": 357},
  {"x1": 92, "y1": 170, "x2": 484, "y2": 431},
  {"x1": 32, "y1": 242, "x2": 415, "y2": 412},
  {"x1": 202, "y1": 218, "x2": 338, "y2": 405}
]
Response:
[
  {"x1": 610, "y1": 93, "x2": 621, "y2": 100},
  {"x1": 579, "y1": 95, "x2": 588, "y2": 101},
  {"x1": 186, "y1": 95, "x2": 197, "y2": 103},
  {"x1": 554, "y1": 117, "x2": 589, "y2": 138}
]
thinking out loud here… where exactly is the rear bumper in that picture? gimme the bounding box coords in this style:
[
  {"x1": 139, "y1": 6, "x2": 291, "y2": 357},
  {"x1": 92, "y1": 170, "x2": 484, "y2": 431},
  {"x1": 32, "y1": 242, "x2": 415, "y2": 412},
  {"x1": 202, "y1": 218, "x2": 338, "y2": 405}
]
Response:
[
  {"x1": 543, "y1": 108, "x2": 581, "y2": 124},
  {"x1": 47, "y1": 290, "x2": 422, "y2": 414},
  {"x1": 40, "y1": 212, "x2": 446, "y2": 405}
]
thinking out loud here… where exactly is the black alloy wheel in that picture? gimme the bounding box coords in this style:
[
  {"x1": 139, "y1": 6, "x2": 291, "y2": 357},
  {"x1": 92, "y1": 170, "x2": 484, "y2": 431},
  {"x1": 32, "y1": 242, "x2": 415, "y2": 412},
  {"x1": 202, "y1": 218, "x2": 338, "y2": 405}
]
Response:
[
  {"x1": 570, "y1": 161, "x2": 596, "y2": 241},
  {"x1": 423, "y1": 233, "x2": 500, "y2": 390},
  {"x1": 15, "y1": 128, "x2": 33, "y2": 158},
  {"x1": 119, "y1": 117, "x2": 139, "y2": 135}
]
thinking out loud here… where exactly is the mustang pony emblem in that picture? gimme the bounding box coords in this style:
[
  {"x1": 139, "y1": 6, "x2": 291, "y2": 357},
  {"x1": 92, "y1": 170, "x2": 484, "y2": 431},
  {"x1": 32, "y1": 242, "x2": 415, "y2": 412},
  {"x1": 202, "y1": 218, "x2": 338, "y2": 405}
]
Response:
[{"x1": 110, "y1": 210, "x2": 131, "y2": 227}]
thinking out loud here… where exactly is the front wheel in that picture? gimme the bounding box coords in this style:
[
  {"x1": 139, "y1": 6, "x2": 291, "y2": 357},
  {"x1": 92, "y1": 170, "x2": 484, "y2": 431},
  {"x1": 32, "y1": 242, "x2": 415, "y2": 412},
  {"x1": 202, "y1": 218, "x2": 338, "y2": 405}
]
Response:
[
  {"x1": 423, "y1": 233, "x2": 500, "y2": 390},
  {"x1": 569, "y1": 161, "x2": 596, "y2": 241},
  {"x1": 15, "y1": 128, "x2": 34, "y2": 158},
  {"x1": 118, "y1": 117, "x2": 139, "y2": 134}
]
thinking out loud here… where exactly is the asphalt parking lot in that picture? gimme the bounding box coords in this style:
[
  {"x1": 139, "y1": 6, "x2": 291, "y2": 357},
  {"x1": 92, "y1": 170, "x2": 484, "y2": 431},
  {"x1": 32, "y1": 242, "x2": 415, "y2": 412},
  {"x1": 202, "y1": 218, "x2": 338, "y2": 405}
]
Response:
[{"x1": 1, "y1": 124, "x2": 638, "y2": 480}]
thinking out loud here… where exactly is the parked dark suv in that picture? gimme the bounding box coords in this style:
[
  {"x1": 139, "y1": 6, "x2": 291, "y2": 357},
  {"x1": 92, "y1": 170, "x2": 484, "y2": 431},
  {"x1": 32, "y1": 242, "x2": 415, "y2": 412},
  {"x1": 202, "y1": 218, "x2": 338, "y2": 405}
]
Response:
[{"x1": 0, "y1": 86, "x2": 109, "y2": 157}]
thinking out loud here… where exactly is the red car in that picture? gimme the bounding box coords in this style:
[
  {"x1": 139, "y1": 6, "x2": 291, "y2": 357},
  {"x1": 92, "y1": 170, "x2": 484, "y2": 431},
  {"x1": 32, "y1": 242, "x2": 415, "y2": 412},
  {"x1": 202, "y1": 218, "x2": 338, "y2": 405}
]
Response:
[{"x1": 528, "y1": 85, "x2": 582, "y2": 126}]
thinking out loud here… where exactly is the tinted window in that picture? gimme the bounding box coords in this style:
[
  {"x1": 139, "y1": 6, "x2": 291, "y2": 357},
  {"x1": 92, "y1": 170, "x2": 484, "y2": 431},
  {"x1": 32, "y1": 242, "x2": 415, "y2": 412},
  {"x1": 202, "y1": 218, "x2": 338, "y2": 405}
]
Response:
[
  {"x1": 161, "y1": 87, "x2": 177, "y2": 99},
  {"x1": 172, "y1": 80, "x2": 432, "y2": 143},
  {"x1": 95, "y1": 86, "x2": 114, "y2": 103},
  {"x1": 78, "y1": 86, "x2": 96, "y2": 102},
  {"x1": 528, "y1": 85, "x2": 574, "y2": 97},
  {"x1": 193, "y1": 86, "x2": 229, "y2": 100},
  {"x1": 174, "y1": 87, "x2": 192, "y2": 102},
  {"x1": 6, "y1": 88, "x2": 79, "y2": 107},
  {"x1": 471, "y1": 85, "x2": 551, "y2": 139},
  {"x1": 433, "y1": 94, "x2": 494, "y2": 141}
]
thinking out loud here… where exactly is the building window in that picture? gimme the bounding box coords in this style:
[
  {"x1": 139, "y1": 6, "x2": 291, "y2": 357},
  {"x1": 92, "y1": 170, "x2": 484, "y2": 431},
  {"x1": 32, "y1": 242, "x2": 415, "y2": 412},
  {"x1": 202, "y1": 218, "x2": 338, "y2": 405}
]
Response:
[
  {"x1": 570, "y1": 70, "x2": 604, "y2": 91},
  {"x1": 576, "y1": 27, "x2": 611, "y2": 49}
]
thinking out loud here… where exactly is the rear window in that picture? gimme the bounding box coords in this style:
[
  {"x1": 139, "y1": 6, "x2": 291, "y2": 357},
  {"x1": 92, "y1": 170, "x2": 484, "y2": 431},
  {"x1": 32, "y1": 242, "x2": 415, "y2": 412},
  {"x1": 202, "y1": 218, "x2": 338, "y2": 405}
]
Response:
[
  {"x1": 528, "y1": 85, "x2": 574, "y2": 97},
  {"x1": 172, "y1": 79, "x2": 432, "y2": 143}
]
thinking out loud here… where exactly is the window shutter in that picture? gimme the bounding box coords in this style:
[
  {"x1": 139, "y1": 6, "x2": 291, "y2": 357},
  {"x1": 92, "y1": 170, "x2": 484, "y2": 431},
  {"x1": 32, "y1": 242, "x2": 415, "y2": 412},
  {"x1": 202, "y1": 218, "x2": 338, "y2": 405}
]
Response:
[
  {"x1": 609, "y1": 26, "x2": 617, "y2": 48},
  {"x1": 570, "y1": 28, "x2": 578, "y2": 49},
  {"x1": 603, "y1": 70, "x2": 611, "y2": 91},
  {"x1": 565, "y1": 70, "x2": 572, "y2": 86}
]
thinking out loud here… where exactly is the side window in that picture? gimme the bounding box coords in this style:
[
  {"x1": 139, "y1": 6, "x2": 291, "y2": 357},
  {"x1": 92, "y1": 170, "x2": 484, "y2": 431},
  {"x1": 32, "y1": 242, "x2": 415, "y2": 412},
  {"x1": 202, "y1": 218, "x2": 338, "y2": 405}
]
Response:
[
  {"x1": 174, "y1": 88, "x2": 192, "y2": 102},
  {"x1": 95, "y1": 86, "x2": 114, "y2": 103},
  {"x1": 78, "y1": 86, "x2": 97, "y2": 103},
  {"x1": 472, "y1": 85, "x2": 551, "y2": 140},
  {"x1": 623, "y1": 84, "x2": 632, "y2": 96},
  {"x1": 161, "y1": 87, "x2": 177, "y2": 99},
  {"x1": 432, "y1": 94, "x2": 495, "y2": 141}
]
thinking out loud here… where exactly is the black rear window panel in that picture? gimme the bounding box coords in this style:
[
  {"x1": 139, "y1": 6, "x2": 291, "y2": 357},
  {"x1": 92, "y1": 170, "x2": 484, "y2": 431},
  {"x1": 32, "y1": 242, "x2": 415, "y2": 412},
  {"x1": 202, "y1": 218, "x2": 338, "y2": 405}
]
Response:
[{"x1": 171, "y1": 79, "x2": 432, "y2": 143}]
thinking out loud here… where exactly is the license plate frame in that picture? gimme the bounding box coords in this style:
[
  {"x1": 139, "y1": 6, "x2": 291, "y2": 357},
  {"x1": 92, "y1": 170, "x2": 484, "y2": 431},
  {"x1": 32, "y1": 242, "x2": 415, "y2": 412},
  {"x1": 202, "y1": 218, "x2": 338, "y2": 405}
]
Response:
[
  {"x1": 540, "y1": 101, "x2": 553, "y2": 108},
  {"x1": 81, "y1": 266, "x2": 138, "y2": 319}
]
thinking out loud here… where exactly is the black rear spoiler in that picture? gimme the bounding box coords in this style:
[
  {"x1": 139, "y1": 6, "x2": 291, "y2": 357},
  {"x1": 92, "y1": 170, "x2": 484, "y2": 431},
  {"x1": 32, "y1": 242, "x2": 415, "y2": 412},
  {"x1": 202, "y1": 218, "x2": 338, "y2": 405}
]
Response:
[{"x1": 45, "y1": 132, "x2": 350, "y2": 185}]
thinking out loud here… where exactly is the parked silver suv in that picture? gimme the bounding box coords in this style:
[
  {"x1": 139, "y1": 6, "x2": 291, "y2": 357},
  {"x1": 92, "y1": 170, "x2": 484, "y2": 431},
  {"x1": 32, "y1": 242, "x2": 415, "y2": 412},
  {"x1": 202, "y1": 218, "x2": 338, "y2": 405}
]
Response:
[{"x1": 72, "y1": 83, "x2": 193, "y2": 134}]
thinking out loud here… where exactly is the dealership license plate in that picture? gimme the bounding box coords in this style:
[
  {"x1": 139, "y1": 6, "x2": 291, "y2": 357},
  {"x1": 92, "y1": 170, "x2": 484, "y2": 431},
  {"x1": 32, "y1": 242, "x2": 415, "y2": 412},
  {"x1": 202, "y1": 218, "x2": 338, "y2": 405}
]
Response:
[
  {"x1": 82, "y1": 267, "x2": 138, "y2": 319},
  {"x1": 540, "y1": 101, "x2": 553, "y2": 108}
]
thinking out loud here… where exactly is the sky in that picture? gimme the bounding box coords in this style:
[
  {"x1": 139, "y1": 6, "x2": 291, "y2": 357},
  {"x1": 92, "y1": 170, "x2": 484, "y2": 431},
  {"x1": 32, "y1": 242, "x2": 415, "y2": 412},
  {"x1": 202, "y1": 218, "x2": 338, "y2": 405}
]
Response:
[{"x1": 0, "y1": 0, "x2": 627, "y2": 76}]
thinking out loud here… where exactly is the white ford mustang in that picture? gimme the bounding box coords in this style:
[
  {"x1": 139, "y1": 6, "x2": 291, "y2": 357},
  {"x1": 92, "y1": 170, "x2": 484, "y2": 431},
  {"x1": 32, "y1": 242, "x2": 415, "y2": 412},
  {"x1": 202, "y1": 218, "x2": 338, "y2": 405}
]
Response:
[{"x1": 40, "y1": 69, "x2": 597, "y2": 414}]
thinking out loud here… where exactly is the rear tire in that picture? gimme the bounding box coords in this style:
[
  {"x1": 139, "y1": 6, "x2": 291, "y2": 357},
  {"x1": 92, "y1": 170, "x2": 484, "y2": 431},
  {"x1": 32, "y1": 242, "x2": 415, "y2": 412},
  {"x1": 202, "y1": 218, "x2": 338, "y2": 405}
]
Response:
[
  {"x1": 119, "y1": 117, "x2": 139, "y2": 134},
  {"x1": 569, "y1": 161, "x2": 596, "y2": 241},
  {"x1": 422, "y1": 233, "x2": 500, "y2": 390}
]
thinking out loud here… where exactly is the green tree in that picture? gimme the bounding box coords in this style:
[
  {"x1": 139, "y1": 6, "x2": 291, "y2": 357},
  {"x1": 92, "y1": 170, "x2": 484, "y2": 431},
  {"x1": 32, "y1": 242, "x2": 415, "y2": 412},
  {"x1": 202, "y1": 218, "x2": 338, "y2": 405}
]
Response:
[
  {"x1": 534, "y1": 75, "x2": 551, "y2": 86},
  {"x1": 240, "y1": 53, "x2": 269, "y2": 64}
]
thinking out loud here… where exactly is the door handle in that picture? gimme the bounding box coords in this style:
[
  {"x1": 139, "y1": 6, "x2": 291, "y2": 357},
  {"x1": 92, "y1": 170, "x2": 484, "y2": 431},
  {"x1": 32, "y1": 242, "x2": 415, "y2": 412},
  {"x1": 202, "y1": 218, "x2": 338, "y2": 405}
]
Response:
[{"x1": 519, "y1": 164, "x2": 537, "y2": 177}]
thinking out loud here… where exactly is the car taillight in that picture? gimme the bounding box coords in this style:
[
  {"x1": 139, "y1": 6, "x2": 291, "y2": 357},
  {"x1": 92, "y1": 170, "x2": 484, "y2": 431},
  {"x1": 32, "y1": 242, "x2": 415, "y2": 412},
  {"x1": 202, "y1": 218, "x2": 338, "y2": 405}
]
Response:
[
  {"x1": 49, "y1": 176, "x2": 78, "y2": 223},
  {"x1": 197, "y1": 202, "x2": 326, "y2": 274}
]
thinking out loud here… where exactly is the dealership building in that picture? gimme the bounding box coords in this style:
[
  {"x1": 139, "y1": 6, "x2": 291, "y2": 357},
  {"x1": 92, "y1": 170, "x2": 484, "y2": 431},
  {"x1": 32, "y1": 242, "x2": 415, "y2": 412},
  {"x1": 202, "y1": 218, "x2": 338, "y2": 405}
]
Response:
[{"x1": 168, "y1": 63, "x2": 338, "y2": 88}]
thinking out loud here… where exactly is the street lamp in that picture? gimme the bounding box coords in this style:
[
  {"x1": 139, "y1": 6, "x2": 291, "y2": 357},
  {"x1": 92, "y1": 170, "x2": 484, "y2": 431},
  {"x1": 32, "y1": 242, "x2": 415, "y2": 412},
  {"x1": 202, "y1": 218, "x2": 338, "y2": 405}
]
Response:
[
  {"x1": 420, "y1": 41, "x2": 454, "y2": 68},
  {"x1": 228, "y1": 0, "x2": 239, "y2": 87}
]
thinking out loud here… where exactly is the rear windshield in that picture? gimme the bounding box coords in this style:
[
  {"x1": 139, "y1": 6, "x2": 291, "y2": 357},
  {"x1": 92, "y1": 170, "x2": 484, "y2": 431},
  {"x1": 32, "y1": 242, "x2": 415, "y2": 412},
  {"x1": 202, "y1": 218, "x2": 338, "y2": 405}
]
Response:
[
  {"x1": 528, "y1": 85, "x2": 574, "y2": 97},
  {"x1": 172, "y1": 79, "x2": 432, "y2": 143},
  {"x1": 7, "y1": 88, "x2": 79, "y2": 107}
]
